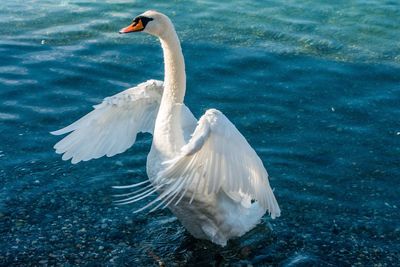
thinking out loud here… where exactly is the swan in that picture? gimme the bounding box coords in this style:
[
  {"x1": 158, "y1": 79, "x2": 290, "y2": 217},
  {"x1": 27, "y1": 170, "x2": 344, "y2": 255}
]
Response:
[{"x1": 51, "y1": 10, "x2": 280, "y2": 246}]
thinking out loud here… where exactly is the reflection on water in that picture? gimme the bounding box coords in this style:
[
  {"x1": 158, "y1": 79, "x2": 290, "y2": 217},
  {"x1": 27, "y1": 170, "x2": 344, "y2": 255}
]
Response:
[{"x1": 0, "y1": 0, "x2": 399, "y2": 265}]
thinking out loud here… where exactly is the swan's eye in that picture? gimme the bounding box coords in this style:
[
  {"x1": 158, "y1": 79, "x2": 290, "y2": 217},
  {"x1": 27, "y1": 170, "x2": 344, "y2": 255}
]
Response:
[
  {"x1": 132, "y1": 18, "x2": 140, "y2": 26},
  {"x1": 119, "y1": 16, "x2": 153, "y2": 34},
  {"x1": 136, "y1": 16, "x2": 154, "y2": 28}
]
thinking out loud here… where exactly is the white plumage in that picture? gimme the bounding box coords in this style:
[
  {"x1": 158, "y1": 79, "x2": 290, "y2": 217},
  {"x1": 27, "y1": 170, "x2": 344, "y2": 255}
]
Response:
[
  {"x1": 52, "y1": 80, "x2": 163, "y2": 163},
  {"x1": 52, "y1": 10, "x2": 280, "y2": 246}
]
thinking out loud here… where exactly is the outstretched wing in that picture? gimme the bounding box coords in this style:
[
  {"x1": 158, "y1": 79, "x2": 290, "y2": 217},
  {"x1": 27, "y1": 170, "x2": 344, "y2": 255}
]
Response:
[
  {"x1": 144, "y1": 109, "x2": 281, "y2": 218},
  {"x1": 51, "y1": 79, "x2": 163, "y2": 164}
]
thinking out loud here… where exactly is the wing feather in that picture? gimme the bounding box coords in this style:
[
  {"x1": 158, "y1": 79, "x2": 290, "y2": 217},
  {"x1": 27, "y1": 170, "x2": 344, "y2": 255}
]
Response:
[
  {"x1": 51, "y1": 80, "x2": 163, "y2": 164},
  {"x1": 152, "y1": 108, "x2": 281, "y2": 218}
]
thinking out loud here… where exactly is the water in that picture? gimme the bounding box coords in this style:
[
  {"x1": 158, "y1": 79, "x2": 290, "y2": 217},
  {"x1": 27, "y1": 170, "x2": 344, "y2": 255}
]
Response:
[{"x1": 1, "y1": 0, "x2": 399, "y2": 265}]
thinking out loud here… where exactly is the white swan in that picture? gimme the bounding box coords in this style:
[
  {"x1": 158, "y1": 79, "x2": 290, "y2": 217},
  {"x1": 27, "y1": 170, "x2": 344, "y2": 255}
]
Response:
[{"x1": 51, "y1": 10, "x2": 280, "y2": 246}]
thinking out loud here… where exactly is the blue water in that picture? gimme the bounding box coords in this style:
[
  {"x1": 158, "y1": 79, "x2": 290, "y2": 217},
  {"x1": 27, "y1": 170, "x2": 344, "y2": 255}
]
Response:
[{"x1": 1, "y1": 0, "x2": 399, "y2": 265}]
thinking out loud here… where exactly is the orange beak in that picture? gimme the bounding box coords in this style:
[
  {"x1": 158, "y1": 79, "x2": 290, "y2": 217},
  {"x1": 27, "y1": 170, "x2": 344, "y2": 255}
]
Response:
[{"x1": 119, "y1": 19, "x2": 144, "y2": 34}]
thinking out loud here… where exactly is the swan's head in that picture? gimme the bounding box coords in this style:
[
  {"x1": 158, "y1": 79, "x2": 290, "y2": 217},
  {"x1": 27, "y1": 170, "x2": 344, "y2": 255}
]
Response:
[{"x1": 119, "y1": 10, "x2": 173, "y2": 38}]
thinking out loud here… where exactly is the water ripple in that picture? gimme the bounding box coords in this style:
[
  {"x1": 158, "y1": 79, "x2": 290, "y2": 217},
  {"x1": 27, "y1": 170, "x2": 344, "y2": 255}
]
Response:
[{"x1": 0, "y1": 0, "x2": 399, "y2": 266}]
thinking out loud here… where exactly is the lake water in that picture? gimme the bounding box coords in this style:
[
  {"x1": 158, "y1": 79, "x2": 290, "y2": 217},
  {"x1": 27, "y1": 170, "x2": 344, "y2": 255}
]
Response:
[{"x1": 1, "y1": 0, "x2": 399, "y2": 266}]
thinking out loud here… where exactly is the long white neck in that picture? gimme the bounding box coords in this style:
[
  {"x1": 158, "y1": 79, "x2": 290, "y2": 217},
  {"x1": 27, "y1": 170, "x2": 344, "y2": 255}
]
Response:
[
  {"x1": 152, "y1": 25, "x2": 187, "y2": 158},
  {"x1": 160, "y1": 29, "x2": 186, "y2": 105}
]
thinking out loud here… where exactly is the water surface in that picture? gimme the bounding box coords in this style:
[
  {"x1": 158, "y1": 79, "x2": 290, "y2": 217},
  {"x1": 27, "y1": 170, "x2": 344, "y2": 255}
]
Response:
[{"x1": 1, "y1": 0, "x2": 399, "y2": 266}]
